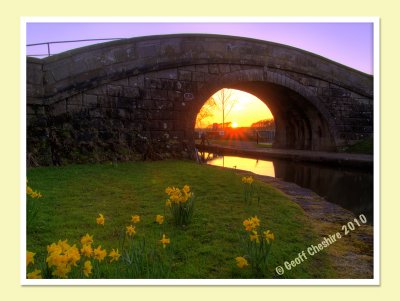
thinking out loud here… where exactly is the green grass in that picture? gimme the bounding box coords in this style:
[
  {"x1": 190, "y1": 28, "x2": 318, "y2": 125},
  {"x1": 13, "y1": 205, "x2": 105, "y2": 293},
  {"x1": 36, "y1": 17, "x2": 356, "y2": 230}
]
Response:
[
  {"x1": 26, "y1": 160, "x2": 335, "y2": 279},
  {"x1": 339, "y1": 137, "x2": 373, "y2": 154}
]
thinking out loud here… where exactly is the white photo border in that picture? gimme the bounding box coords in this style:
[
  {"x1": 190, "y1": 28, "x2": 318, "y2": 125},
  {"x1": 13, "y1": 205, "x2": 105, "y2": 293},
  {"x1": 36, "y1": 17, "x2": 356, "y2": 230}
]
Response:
[{"x1": 21, "y1": 16, "x2": 380, "y2": 286}]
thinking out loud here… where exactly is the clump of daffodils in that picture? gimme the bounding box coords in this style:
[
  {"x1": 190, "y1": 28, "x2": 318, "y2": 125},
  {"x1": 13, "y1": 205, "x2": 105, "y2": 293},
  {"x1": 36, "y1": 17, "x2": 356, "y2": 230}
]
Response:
[
  {"x1": 26, "y1": 211, "x2": 172, "y2": 279},
  {"x1": 236, "y1": 216, "x2": 275, "y2": 276},
  {"x1": 241, "y1": 176, "x2": 254, "y2": 185},
  {"x1": 165, "y1": 185, "x2": 192, "y2": 204},
  {"x1": 165, "y1": 185, "x2": 195, "y2": 226},
  {"x1": 241, "y1": 176, "x2": 255, "y2": 204},
  {"x1": 46, "y1": 239, "x2": 81, "y2": 278}
]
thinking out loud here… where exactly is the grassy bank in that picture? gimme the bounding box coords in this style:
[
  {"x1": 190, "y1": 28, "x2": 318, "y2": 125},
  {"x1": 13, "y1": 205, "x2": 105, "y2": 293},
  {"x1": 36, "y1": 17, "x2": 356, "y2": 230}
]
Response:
[
  {"x1": 26, "y1": 160, "x2": 334, "y2": 279},
  {"x1": 341, "y1": 137, "x2": 373, "y2": 154}
]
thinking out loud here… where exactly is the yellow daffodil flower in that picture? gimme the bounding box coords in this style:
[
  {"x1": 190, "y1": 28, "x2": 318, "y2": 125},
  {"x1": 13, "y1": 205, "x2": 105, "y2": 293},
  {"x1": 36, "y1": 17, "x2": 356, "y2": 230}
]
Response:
[
  {"x1": 182, "y1": 185, "x2": 190, "y2": 193},
  {"x1": 52, "y1": 263, "x2": 71, "y2": 278},
  {"x1": 250, "y1": 231, "x2": 260, "y2": 243},
  {"x1": 235, "y1": 256, "x2": 249, "y2": 268},
  {"x1": 80, "y1": 244, "x2": 93, "y2": 257},
  {"x1": 96, "y1": 213, "x2": 105, "y2": 225},
  {"x1": 83, "y1": 260, "x2": 92, "y2": 277},
  {"x1": 80, "y1": 233, "x2": 93, "y2": 245},
  {"x1": 155, "y1": 215, "x2": 164, "y2": 225},
  {"x1": 27, "y1": 269, "x2": 42, "y2": 279},
  {"x1": 93, "y1": 245, "x2": 107, "y2": 262},
  {"x1": 131, "y1": 215, "x2": 141, "y2": 223},
  {"x1": 160, "y1": 234, "x2": 170, "y2": 248},
  {"x1": 126, "y1": 225, "x2": 136, "y2": 236},
  {"x1": 26, "y1": 251, "x2": 35, "y2": 267},
  {"x1": 109, "y1": 249, "x2": 121, "y2": 262},
  {"x1": 263, "y1": 230, "x2": 275, "y2": 244}
]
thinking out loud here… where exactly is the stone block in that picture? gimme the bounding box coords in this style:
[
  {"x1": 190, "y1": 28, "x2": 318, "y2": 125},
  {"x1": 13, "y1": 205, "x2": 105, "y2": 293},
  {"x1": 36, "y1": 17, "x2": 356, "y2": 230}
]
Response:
[
  {"x1": 155, "y1": 100, "x2": 174, "y2": 110},
  {"x1": 195, "y1": 65, "x2": 209, "y2": 73},
  {"x1": 192, "y1": 72, "x2": 205, "y2": 82},
  {"x1": 168, "y1": 90, "x2": 183, "y2": 102},
  {"x1": 108, "y1": 85, "x2": 124, "y2": 97},
  {"x1": 123, "y1": 86, "x2": 140, "y2": 98},
  {"x1": 178, "y1": 70, "x2": 192, "y2": 81},
  {"x1": 51, "y1": 100, "x2": 67, "y2": 115},
  {"x1": 157, "y1": 69, "x2": 178, "y2": 80},
  {"x1": 67, "y1": 94, "x2": 83, "y2": 106},
  {"x1": 145, "y1": 78, "x2": 161, "y2": 89},
  {"x1": 67, "y1": 104, "x2": 82, "y2": 113},
  {"x1": 160, "y1": 79, "x2": 175, "y2": 90},
  {"x1": 151, "y1": 89, "x2": 168, "y2": 100},
  {"x1": 208, "y1": 64, "x2": 219, "y2": 74},
  {"x1": 137, "y1": 99, "x2": 155, "y2": 109},
  {"x1": 136, "y1": 41, "x2": 160, "y2": 58},
  {"x1": 50, "y1": 60, "x2": 71, "y2": 81},
  {"x1": 84, "y1": 94, "x2": 98, "y2": 107},
  {"x1": 117, "y1": 98, "x2": 135, "y2": 110},
  {"x1": 128, "y1": 75, "x2": 145, "y2": 88}
]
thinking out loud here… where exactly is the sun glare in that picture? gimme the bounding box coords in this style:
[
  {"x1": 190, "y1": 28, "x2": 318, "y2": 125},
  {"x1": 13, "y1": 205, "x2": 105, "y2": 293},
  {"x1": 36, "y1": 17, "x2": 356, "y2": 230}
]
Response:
[{"x1": 195, "y1": 88, "x2": 274, "y2": 129}]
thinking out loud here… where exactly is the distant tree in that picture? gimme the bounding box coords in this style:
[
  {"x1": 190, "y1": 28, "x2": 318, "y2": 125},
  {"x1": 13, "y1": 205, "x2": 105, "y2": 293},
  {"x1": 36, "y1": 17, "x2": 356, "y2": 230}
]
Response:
[
  {"x1": 210, "y1": 88, "x2": 238, "y2": 129},
  {"x1": 251, "y1": 118, "x2": 275, "y2": 130},
  {"x1": 195, "y1": 97, "x2": 216, "y2": 128}
]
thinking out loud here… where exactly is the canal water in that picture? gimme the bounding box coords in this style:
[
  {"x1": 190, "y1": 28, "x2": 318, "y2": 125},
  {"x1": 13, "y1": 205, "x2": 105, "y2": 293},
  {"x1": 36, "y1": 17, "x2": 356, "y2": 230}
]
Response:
[{"x1": 200, "y1": 152, "x2": 373, "y2": 224}]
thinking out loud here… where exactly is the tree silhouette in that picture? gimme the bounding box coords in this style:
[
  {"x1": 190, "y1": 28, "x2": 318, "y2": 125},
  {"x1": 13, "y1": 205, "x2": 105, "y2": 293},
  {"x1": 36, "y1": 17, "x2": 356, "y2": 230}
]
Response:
[{"x1": 209, "y1": 88, "x2": 238, "y2": 129}]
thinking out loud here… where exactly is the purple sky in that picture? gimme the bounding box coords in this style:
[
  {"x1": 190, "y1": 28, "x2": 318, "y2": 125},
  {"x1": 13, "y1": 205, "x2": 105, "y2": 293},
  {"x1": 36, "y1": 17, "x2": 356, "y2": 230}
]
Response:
[{"x1": 26, "y1": 22, "x2": 373, "y2": 74}]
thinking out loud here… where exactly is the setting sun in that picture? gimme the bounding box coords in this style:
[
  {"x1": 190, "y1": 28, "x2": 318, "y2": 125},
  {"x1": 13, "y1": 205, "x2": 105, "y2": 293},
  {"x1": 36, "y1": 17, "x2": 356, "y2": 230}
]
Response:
[{"x1": 232, "y1": 122, "x2": 239, "y2": 128}]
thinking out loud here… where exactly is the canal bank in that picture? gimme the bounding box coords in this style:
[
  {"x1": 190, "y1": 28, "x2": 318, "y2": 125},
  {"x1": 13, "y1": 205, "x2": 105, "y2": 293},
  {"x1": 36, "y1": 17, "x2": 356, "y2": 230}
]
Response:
[
  {"x1": 196, "y1": 143, "x2": 373, "y2": 169},
  {"x1": 210, "y1": 165, "x2": 374, "y2": 278}
]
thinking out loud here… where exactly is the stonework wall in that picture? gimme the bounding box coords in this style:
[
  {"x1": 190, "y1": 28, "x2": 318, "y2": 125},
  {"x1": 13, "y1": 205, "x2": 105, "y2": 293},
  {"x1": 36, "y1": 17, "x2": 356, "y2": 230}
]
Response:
[{"x1": 26, "y1": 34, "x2": 373, "y2": 166}]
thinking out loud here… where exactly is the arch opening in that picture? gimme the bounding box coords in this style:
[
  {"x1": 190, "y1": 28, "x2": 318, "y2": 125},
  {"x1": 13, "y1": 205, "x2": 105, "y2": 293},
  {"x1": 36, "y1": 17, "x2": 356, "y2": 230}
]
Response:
[
  {"x1": 190, "y1": 81, "x2": 336, "y2": 152},
  {"x1": 194, "y1": 88, "x2": 276, "y2": 146}
]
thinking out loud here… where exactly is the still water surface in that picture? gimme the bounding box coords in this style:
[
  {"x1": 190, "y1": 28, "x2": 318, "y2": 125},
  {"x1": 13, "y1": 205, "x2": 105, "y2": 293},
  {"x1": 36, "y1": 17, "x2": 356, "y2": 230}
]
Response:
[{"x1": 201, "y1": 152, "x2": 373, "y2": 224}]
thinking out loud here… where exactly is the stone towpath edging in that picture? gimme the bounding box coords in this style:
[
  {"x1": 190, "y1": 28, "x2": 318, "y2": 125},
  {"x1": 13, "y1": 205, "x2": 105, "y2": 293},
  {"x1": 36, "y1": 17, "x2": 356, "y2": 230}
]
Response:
[{"x1": 212, "y1": 165, "x2": 374, "y2": 279}]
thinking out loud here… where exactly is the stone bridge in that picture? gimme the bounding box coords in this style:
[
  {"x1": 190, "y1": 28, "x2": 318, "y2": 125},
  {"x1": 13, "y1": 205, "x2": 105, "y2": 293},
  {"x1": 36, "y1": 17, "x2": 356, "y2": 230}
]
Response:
[{"x1": 26, "y1": 34, "x2": 373, "y2": 166}]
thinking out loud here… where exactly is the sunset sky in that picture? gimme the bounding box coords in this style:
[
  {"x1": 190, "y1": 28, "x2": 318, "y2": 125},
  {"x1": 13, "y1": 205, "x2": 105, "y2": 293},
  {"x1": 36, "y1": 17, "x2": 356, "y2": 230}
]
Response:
[{"x1": 199, "y1": 89, "x2": 273, "y2": 128}]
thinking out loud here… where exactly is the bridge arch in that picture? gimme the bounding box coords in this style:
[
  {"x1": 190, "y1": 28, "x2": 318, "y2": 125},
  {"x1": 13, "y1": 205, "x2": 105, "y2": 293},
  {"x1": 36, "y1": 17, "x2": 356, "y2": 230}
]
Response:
[{"x1": 26, "y1": 34, "x2": 373, "y2": 165}]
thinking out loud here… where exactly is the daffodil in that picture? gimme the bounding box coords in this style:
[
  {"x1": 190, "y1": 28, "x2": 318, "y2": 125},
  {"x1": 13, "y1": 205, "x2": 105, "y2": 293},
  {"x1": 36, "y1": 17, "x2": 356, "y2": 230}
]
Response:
[
  {"x1": 65, "y1": 245, "x2": 81, "y2": 266},
  {"x1": 27, "y1": 269, "x2": 42, "y2": 279},
  {"x1": 26, "y1": 186, "x2": 33, "y2": 195},
  {"x1": 93, "y1": 245, "x2": 107, "y2": 262},
  {"x1": 243, "y1": 216, "x2": 260, "y2": 232},
  {"x1": 263, "y1": 230, "x2": 275, "y2": 243},
  {"x1": 26, "y1": 251, "x2": 35, "y2": 267},
  {"x1": 235, "y1": 256, "x2": 249, "y2": 268},
  {"x1": 80, "y1": 244, "x2": 93, "y2": 257},
  {"x1": 80, "y1": 233, "x2": 93, "y2": 245},
  {"x1": 160, "y1": 234, "x2": 170, "y2": 248},
  {"x1": 126, "y1": 225, "x2": 136, "y2": 236},
  {"x1": 155, "y1": 214, "x2": 164, "y2": 225},
  {"x1": 251, "y1": 216, "x2": 260, "y2": 227},
  {"x1": 96, "y1": 213, "x2": 105, "y2": 225},
  {"x1": 165, "y1": 199, "x2": 172, "y2": 207},
  {"x1": 250, "y1": 231, "x2": 260, "y2": 243},
  {"x1": 182, "y1": 185, "x2": 190, "y2": 193},
  {"x1": 83, "y1": 260, "x2": 92, "y2": 277},
  {"x1": 109, "y1": 248, "x2": 121, "y2": 262},
  {"x1": 131, "y1": 215, "x2": 141, "y2": 223},
  {"x1": 52, "y1": 264, "x2": 71, "y2": 278},
  {"x1": 242, "y1": 176, "x2": 254, "y2": 184}
]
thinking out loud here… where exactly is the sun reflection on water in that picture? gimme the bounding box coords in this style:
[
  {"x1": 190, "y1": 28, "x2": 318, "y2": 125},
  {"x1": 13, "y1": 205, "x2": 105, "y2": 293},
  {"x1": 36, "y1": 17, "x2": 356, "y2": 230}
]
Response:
[{"x1": 205, "y1": 155, "x2": 275, "y2": 177}]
